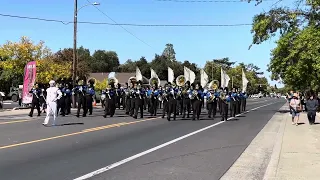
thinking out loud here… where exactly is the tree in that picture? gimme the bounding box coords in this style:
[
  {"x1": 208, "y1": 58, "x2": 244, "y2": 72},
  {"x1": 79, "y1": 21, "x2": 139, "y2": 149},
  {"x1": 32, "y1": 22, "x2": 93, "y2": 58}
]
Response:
[
  {"x1": 91, "y1": 50, "x2": 120, "y2": 72},
  {"x1": 118, "y1": 59, "x2": 136, "y2": 72},
  {"x1": 249, "y1": 0, "x2": 320, "y2": 91},
  {"x1": 162, "y1": 43, "x2": 176, "y2": 61},
  {"x1": 54, "y1": 46, "x2": 92, "y2": 79},
  {"x1": 0, "y1": 36, "x2": 51, "y2": 87},
  {"x1": 36, "y1": 58, "x2": 72, "y2": 83}
]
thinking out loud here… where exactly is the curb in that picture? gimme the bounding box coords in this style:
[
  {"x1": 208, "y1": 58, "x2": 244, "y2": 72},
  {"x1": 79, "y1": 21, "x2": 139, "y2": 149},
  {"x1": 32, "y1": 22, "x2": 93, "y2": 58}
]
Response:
[
  {"x1": 220, "y1": 103, "x2": 288, "y2": 180},
  {"x1": 262, "y1": 106, "x2": 288, "y2": 179}
]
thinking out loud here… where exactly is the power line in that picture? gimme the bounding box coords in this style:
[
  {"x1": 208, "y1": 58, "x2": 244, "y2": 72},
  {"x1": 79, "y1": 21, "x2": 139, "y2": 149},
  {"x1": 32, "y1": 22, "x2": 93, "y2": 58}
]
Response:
[
  {"x1": 0, "y1": 13, "x2": 253, "y2": 27},
  {"x1": 86, "y1": 0, "x2": 154, "y2": 50},
  {"x1": 155, "y1": 0, "x2": 274, "y2": 2}
]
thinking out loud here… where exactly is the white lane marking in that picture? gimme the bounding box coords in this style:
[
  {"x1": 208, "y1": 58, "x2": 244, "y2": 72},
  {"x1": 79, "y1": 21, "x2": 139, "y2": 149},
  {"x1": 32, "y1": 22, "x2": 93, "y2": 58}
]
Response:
[
  {"x1": 74, "y1": 102, "x2": 277, "y2": 180},
  {"x1": 3, "y1": 103, "x2": 12, "y2": 105}
]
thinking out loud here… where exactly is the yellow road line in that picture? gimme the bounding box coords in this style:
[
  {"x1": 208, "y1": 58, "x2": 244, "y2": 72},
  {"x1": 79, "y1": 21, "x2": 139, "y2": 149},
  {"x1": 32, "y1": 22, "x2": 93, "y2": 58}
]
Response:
[
  {"x1": 0, "y1": 119, "x2": 37, "y2": 125},
  {"x1": 0, "y1": 117, "x2": 159, "y2": 150}
]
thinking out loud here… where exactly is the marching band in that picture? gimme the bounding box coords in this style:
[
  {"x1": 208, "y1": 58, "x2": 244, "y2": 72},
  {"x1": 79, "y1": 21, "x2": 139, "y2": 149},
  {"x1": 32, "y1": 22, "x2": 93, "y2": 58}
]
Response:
[{"x1": 27, "y1": 75, "x2": 248, "y2": 125}]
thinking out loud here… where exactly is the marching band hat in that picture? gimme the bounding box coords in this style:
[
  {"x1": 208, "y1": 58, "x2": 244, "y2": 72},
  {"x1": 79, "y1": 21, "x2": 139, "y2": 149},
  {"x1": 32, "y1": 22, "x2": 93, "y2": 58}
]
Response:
[
  {"x1": 186, "y1": 81, "x2": 190, "y2": 85},
  {"x1": 168, "y1": 82, "x2": 172, "y2": 85},
  {"x1": 125, "y1": 82, "x2": 129, "y2": 86},
  {"x1": 137, "y1": 80, "x2": 143, "y2": 85}
]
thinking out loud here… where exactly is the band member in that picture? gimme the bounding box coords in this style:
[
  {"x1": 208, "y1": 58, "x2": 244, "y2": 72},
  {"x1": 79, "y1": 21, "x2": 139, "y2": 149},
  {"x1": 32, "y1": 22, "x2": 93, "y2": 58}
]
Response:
[
  {"x1": 129, "y1": 81, "x2": 136, "y2": 116},
  {"x1": 115, "y1": 83, "x2": 121, "y2": 109},
  {"x1": 73, "y1": 80, "x2": 87, "y2": 117},
  {"x1": 167, "y1": 83, "x2": 178, "y2": 121},
  {"x1": 124, "y1": 82, "x2": 131, "y2": 114},
  {"x1": 207, "y1": 88, "x2": 218, "y2": 119},
  {"x1": 176, "y1": 86, "x2": 183, "y2": 115},
  {"x1": 229, "y1": 88, "x2": 237, "y2": 117},
  {"x1": 161, "y1": 85, "x2": 169, "y2": 118},
  {"x1": 57, "y1": 83, "x2": 66, "y2": 116},
  {"x1": 220, "y1": 88, "x2": 230, "y2": 121},
  {"x1": 103, "y1": 83, "x2": 116, "y2": 118},
  {"x1": 29, "y1": 83, "x2": 41, "y2": 117},
  {"x1": 86, "y1": 82, "x2": 95, "y2": 115},
  {"x1": 182, "y1": 81, "x2": 191, "y2": 118},
  {"x1": 64, "y1": 83, "x2": 72, "y2": 115},
  {"x1": 190, "y1": 83, "x2": 204, "y2": 120},
  {"x1": 241, "y1": 91, "x2": 248, "y2": 111},
  {"x1": 235, "y1": 89, "x2": 241, "y2": 114},
  {"x1": 148, "y1": 84, "x2": 159, "y2": 116},
  {"x1": 39, "y1": 84, "x2": 47, "y2": 114},
  {"x1": 43, "y1": 80, "x2": 62, "y2": 126},
  {"x1": 133, "y1": 80, "x2": 145, "y2": 119}
]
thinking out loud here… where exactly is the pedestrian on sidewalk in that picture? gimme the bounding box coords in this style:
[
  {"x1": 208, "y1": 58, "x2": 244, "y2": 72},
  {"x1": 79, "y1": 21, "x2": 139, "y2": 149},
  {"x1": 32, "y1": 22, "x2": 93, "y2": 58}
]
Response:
[
  {"x1": 306, "y1": 94, "x2": 318, "y2": 125},
  {"x1": 290, "y1": 93, "x2": 302, "y2": 126}
]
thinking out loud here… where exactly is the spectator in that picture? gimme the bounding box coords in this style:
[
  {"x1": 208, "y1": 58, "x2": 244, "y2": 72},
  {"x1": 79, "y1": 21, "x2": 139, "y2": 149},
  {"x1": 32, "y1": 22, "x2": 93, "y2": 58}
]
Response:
[
  {"x1": 306, "y1": 94, "x2": 318, "y2": 125},
  {"x1": 290, "y1": 93, "x2": 302, "y2": 126}
]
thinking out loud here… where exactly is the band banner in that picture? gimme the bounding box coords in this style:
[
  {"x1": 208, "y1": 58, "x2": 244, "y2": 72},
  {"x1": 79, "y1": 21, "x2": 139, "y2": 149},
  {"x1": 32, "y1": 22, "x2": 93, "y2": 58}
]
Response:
[{"x1": 22, "y1": 61, "x2": 37, "y2": 104}]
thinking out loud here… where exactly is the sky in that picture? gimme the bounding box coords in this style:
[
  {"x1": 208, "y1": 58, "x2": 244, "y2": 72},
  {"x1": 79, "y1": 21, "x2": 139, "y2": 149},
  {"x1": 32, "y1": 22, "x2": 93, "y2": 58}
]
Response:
[{"x1": 0, "y1": 0, "x2": 294, "y2": 88}]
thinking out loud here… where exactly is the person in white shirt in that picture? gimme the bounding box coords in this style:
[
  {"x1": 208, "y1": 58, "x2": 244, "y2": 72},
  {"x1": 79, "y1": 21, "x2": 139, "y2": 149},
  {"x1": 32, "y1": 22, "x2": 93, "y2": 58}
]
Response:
[{"x1": 43, "y1": 80, "x2": 62, "y2": 126}]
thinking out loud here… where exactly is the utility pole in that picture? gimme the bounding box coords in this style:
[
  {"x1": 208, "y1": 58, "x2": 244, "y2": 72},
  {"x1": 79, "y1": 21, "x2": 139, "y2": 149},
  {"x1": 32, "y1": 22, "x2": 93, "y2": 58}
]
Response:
[{"x1": 72, "y1": 0, "x2": 78, "y2": 108}]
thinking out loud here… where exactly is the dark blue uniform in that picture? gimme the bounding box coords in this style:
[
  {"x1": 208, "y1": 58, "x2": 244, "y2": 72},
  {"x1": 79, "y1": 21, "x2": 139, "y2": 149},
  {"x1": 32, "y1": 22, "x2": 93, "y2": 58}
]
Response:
[
  {"x1": 103, "y1": 88, "x2": 116, "y2": 118},
  {"x1": 28, "y1": 87, "x2": 41, "y2": 117},
  {"x1": 73, "y1": 85, "x2": 87, "y2": 117}
]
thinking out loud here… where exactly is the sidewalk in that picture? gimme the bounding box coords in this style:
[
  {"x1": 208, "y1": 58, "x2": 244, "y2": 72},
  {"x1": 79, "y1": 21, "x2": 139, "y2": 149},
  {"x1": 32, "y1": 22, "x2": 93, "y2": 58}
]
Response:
[
  {"x1": 221, "y1": 104, "x2": 320, "y2": 180},
  {"x1": 265, "y1": 111, "x2": 320, "y2": 180}
]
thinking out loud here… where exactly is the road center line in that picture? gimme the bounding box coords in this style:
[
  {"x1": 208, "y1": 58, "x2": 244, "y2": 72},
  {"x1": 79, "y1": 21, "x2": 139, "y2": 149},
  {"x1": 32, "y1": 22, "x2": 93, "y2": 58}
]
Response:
[
  {"x1": 0, "y1": 117, "x2": 159, "y2": 150},
  {"x1": 74, "y1": 102, "x2": 278, "y2": 180}
]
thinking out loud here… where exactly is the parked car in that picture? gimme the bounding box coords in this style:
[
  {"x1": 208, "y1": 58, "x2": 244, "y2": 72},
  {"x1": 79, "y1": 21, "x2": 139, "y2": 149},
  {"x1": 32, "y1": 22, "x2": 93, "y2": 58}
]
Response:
[{"x1": 0, "y1": 91, "x2": 5, "y2": 109}]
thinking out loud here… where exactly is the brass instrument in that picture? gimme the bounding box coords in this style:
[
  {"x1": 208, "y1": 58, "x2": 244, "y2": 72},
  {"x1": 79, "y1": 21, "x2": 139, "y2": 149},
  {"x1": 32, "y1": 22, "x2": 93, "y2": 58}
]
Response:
[
  {"x1": 128, "y1": 76, "x2": 137, "y2": 86},
  {"x1": 207, "y1": 92, "x2": 215, "y2": 103},
  {"x1": 87, "y1": 78, "x2": 96, "y2": 86},
  {"x1": 208, "y1": 80, "x2": 219, "y2": 90},
  {"x1": 149, "y1": 77, "x2": 160, "y2": 87},
  {"x1": 190, "y1": 90, "x2": 199, "y2": 100},
  {"x1": 176, "y1": 75, "x2": 185, "y2": 87},
  {"x1": 108, "y1": 77, "x2": 118, "y2": 85}
]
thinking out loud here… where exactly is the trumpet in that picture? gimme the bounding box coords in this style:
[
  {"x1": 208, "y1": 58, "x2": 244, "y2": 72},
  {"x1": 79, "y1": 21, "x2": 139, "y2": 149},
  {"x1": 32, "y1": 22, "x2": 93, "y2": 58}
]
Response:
[{"x1": 190, "y1": 90, "x2": 199, "y2": 100}]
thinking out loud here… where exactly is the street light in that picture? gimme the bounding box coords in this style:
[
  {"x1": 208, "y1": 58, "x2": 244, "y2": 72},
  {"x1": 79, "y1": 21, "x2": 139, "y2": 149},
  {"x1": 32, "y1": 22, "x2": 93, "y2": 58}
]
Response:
[{"x1": 72, "y1": 0, "x2": 100, "y2": 108}]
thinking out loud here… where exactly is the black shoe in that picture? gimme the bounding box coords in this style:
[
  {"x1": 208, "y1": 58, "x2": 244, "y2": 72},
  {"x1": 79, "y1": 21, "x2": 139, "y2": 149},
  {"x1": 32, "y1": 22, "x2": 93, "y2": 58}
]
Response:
[
  {"x1": 28, "y1": 114, "x2": 32, "y2": 117},
  {"x1": 76, "y1": 114, "x2": 79, "y2": 118},
  {"x1": 103, "y1": 115, "x2": 106, "y2": 118},
  {"x1": 133, "y1": 116, "x2": 137, "y2": 119}
]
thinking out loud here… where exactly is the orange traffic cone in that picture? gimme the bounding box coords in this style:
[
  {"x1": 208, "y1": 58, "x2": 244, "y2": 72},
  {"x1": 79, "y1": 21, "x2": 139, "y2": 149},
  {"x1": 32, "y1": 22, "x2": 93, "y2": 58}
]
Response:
[{"x1": 93, "y1": 100, "x2": 96, "y2": 106}]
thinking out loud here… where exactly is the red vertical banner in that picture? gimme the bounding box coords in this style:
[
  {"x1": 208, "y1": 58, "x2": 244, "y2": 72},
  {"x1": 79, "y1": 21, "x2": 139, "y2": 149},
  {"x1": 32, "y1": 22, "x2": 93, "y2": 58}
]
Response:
[{"x1": 22, "y1": 61, "x2": 37, "y2": 104}]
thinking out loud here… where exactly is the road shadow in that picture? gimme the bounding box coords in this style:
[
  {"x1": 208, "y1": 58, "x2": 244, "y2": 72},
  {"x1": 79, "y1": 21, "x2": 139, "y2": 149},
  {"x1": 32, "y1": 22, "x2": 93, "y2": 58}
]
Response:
[
  {"x1": 278, "y1": 110, "x2": 291, "y2": 113},
  {"x1": 297, "y1": 122, "x2": 305, "y2": 125}
]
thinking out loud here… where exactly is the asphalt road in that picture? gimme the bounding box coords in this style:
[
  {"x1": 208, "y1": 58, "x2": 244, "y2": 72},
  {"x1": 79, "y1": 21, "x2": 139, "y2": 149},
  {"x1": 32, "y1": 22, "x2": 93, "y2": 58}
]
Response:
[{"x1": 0, "y1": 98, "x2": 285, "y2": 180}]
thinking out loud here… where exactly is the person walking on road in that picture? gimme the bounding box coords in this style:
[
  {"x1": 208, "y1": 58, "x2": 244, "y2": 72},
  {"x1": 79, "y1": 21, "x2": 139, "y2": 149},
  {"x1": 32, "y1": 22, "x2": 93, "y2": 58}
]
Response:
[
  {"x1": 43, "y1": 80, "x2": 62, "y2": 126},
  {"x1": 306, "y1": 94, "x2": 318, "y2": 125},
  {"x1": 290, "y1": 93, "x2": 302, "y2": 126}
]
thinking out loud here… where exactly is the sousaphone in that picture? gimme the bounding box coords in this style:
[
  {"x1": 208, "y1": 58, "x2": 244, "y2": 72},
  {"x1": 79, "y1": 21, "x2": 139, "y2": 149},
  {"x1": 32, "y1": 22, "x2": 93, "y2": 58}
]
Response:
[
  {"x1": 176, "y1": 75, "x2": 185, "y2": 87},
  {"x1": 108, "y1": 76, "x2": 118, "y2": 85},
  {"x1": 149, "y1": 77, "x2": 160, "y2": 87},
  {"x1": 128, "y1": 76, "x2": 137, "y2": 86},
  {"x1": 208, "y1": 80, "x2": 219, "y2": 90}
]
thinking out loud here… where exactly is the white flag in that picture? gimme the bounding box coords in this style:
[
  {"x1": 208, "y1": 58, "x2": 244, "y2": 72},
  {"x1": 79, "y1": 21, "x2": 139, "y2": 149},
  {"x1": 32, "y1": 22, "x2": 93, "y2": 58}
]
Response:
[
  {"x1": 184, "y1": 66, "x2": 195, "y2": 83},
  {"x1": 242, "y1": 68, "x2": 249, "y2": 92},
  {"x1": 168, "y1": 67, "x2": 174, "y2": 83},
  {"x1": 200, "y1": 69, "x2": 209, "y2": 87},
  {"x1": 150, "y1": 68, "x2": 159, "y2": 78},
  {"x1": 220, "y1": 67, "x2": 230, "y2": 88},
  {"x1": 136, "y1": 67, "x2": 143, "y2": 81},
  {"x1": 108, "y1": 72, "x2": 116, "y2": 78}
]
